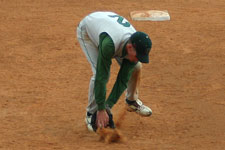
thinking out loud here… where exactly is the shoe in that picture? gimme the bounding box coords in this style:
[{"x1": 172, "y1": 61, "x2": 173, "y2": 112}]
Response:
[
  {"x1": 85, "y1": 112, "x2": 96, "y2": 132},
  {"x1": 126, "y1": 99, "x2": 152, "y2": 116}
]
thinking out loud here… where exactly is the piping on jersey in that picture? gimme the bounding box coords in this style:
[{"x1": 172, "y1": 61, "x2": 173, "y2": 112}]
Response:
[{"x1": 80, "y1": 25, "x2": 97, "y2": 70}]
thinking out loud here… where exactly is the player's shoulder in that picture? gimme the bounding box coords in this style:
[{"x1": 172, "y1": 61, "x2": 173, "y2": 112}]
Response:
[{"x1": 89, "y1": 11, "x2": 118, "y2": 17}]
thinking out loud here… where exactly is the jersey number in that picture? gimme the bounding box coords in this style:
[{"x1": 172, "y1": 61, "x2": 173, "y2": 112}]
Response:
[{"x1": 108, "y1": 15, "x2": 131, "y2": 27}]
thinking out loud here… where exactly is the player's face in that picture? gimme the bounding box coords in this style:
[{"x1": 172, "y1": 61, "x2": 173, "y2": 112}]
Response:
[{"x1": 126, "y1": 43, "x2": 138, "y2": 63}]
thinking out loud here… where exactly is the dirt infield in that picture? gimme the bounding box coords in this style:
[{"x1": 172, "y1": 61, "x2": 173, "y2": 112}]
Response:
[{"x1": 0, "y1": 0, "x2": 225, "y2": 149}]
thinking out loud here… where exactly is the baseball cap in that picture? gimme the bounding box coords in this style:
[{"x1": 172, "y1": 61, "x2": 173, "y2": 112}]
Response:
[{"x1": 130, "y1": 31, "x2": 152, "y2": 63}]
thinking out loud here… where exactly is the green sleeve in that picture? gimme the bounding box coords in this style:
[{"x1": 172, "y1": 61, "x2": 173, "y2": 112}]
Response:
[
  {"x1": 105, "y1": 59, "x2": 136, "y2": 108},
  {"x1": 95, "y1": 33, "x2": 115, "y2": 110}
]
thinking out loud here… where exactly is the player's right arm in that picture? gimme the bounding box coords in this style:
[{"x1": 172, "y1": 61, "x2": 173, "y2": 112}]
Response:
[
  {"x1": 94, "y1": 32, "x2": 115, "y2": 111},
  {"x1": 95, "y1": 33, "x2": 115, "y2": 128}
]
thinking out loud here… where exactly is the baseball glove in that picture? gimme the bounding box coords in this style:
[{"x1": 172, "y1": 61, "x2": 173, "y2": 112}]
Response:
[{"x1": 91, "y1": 107, "x2": 115, "y2": 132}]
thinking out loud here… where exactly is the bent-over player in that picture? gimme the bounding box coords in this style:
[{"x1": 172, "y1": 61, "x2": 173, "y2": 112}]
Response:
[{"x1": 77, "y1": 11, "x2": 153, "y2": 132}]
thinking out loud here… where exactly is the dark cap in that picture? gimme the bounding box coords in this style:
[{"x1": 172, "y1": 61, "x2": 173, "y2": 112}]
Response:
[{"x1": 130, "y1": 31, "x2": 152, "y2": 63}]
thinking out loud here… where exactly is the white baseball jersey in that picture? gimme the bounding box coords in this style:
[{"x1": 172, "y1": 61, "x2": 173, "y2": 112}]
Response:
[{"x1": 83, "y1": 11, "x2": 136, "y2": 53}]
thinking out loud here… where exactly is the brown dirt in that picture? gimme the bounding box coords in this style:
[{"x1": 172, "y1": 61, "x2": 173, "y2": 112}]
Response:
[{"x1": 0, "y1": 0, "x2": 225, "y2": 149}]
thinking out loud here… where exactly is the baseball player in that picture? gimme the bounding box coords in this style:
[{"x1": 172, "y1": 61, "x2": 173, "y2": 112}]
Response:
[{"x1": 76, "y1": 11, "x2": 152, "y2": 132}]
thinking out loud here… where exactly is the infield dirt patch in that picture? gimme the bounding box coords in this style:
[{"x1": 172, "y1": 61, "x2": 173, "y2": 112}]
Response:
[{"x1": 0, "y1": 0, "x2": 225, "y2": 149}]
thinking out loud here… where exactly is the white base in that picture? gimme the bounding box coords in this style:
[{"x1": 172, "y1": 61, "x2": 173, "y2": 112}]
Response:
[{"x1": 130, "y1": 10, "x2": 170, "y2": 21}]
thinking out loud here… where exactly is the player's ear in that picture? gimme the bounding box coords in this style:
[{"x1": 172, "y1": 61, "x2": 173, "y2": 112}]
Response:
[
  {"x1": 127, "y1": 43, "x2": 133, "y2": 49},
  {"x1": 126, "y1": 44, "x2": 131, "y2": 55}
]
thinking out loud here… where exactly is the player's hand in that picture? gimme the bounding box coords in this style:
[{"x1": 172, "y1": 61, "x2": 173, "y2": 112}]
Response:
[{"x1": 96, "y1": 110, "x2": 109, "y2": 128}]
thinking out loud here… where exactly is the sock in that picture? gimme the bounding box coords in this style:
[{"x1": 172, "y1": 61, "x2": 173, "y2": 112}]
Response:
[{"x1": 126, "y1": 99, "x2": 136, "y2": 105}]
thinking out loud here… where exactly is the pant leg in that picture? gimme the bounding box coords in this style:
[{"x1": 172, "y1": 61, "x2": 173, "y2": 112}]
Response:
[
  {"x1": 115, "y1": 57, "x2": 142, "y2": 101},
  {"x1": 77, "y1": 20, "x2": 98, "y2": 114}
]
